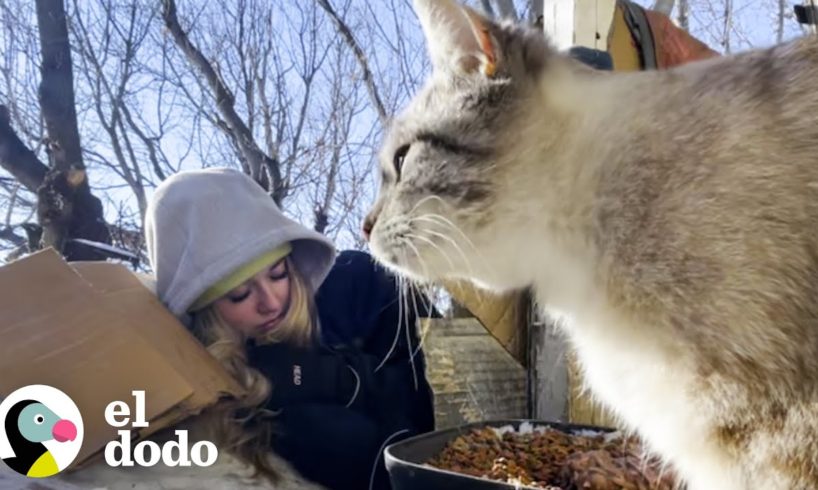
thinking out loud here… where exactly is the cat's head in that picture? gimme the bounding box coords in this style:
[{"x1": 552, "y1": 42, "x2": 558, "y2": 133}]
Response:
[{"x1": 364, "y1": 0, "x2": 560, "y2": 288}]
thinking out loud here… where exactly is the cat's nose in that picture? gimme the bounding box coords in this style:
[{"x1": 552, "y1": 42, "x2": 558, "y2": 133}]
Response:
[{"x1": 362, "y1": 214, "x2": 376, "y2": 242}]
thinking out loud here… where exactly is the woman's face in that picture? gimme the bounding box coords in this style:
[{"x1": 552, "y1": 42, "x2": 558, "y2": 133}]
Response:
[{"x1": 212, "y1": 259, "x2": 291, "y2": 338}]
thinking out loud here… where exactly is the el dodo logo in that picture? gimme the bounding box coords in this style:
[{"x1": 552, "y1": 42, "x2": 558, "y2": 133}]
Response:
[
  {"x1": 104, "y1": 390, "x2": 217, "y2": 468},
  {"x1": 0, "y1": 385, "x2": 83, "y2": 478},
  {"x1": 1, "y1": 387, "x2": 216, "y2": 477}
]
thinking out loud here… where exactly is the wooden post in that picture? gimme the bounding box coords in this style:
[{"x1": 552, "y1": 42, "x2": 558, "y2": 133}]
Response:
[{"x1": 527, "y1": 308, "x2": 570, "y2": 421}]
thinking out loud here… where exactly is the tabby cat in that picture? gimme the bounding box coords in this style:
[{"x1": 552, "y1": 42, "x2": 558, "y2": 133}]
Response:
[{"x1": 364, "y1": 1, "x2": 818, "y2": 488}]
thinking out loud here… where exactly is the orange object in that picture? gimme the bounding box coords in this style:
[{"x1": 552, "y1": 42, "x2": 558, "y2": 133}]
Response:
[{"x1": 643, "y1": 8, "x2": 719, "y2": 68}]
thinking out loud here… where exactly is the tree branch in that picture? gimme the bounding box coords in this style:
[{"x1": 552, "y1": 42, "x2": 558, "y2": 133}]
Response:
[
  {"x1": 161, "y1": 0, "x2": 285, "y2": 205},
  {"x1": 776, "y1": 0, "x2": 785, "y2": 43},
  {"x1": 35, "y1": 0, "x2": 110, "y2": 259},
  {"x1": 722, "y1": 0, "x2": 733, "y2": 53},
  {"x1": 36, "y1": 0, "x2": 85, "y2": 175},
  {"x1": 0, "y1": 105, "x2": 47, "y2": 192},
  {"x1": 314, "y1": 0, "x2": 388, "y2": 126},
  {"x1": 0, "y1": 226, "x2": 25, "y2": 247}
]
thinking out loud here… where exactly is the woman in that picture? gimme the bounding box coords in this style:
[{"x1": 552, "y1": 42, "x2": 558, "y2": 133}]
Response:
[{"x1": 144, "y1": 168, "x2": 436, "y2": 490}]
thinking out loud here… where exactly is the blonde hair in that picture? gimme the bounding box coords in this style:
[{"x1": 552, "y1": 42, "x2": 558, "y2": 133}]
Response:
[
  {"x1": 189, "y1": 256, "x2": 319, "y2": 482},
  {"x1": 254, "y1": 256, "x2": 317, "y2": 347}
]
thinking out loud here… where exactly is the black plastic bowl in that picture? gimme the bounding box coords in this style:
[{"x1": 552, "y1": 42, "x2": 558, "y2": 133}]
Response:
[{"x1": 384, "y1": 419, "x2": 615, "y2": 490}]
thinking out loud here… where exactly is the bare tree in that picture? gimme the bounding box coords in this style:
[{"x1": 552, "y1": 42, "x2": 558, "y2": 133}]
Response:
[
  {"x1": 315, "y1": 0, "x2": 388, "y2": 125},
  {"x1": 159, "y1": 0, "x2": 380, "y2": 239},
  {"x1": 0, "y1": 0, "x2": 110, "y2": 261},
  {"x1": 159, "y1": 0, "x2": 341, "y2": 208},
  {"x1": 69, "y1": 0, "x2": 168, "y2": 220},
  {"x1": 0, "y1": 0, "x2": 182, "y2": 261},
  {"x1": 361, "y1": 0, "x2": 429, "y2": 113},
  {"x1": 309, "y1": 30, "x2": 375, "y2": 235},
  {"x1": 162, "y1": 0, "x2": 286, "y2": 204},
  {"x1": 777, "y1": 0, "x2": 787, "y2": 42},
  {"x1": 0, "y1": 107, "x2": 46, "y2": 194},
  {"x1": 270, "y1": 1, "x2": 333, "y2": 203},
  {"x1": 1, "y1": 2, "x2": 45, "y2": 256},
  {"x1": 722, "y1": 0, "x2": 733, "y2": 53}
]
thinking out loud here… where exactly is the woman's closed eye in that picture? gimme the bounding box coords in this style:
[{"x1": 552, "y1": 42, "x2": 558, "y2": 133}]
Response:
[
  {"x1": 224, "y1": 260, "x2": 288, "y2": 303},
  {"x1": 268, "y1": 260, "x2": 288, "y2": 281},
  {"x1": 227, "y1": 287, "x2": 251, "y2": 303}
]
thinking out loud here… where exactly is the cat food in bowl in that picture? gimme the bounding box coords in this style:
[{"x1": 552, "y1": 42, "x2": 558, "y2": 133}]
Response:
[{"x1": 385, "y1": 420, "x2": 681, "y2": 490}]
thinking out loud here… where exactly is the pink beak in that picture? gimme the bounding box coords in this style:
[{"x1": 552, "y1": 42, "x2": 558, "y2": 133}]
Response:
[{"x1": 52, "y1": 419, "x2": 77, "y2": 442}]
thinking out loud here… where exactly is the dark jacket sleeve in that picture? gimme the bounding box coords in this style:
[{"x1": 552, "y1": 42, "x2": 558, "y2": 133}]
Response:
[
  {"x1": 257, "y1": 250, "x2": 437, "y2": 489},
  {"x1": 315, "y1": 249, "x2": 437, "y2": 430},
  {"x1": 316, "y1": 249, "x2": 440, "y2": 359}
]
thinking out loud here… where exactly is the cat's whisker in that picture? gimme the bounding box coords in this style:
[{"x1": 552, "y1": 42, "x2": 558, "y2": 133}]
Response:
[
  {"x1": 400, "y1": 234, "x2": 433, "y2": 280},
  {"x1": 419, "y1": 226, "x2": 480, "y2": 280},
  {"x1": 410, "y1": 213, "x2": 497, "y2": 280},
  {"x1": 401, "y1": 237, "x2": 439, "y2": 361},
  {"x1": 395, "y1": 275, "x2": 420, "y2": 389},
  {"x1": 408, "y1": 232, "x2": 458, "y2": 273},
  {"x1": 405, "y1": 195, "x2": 480, "y2": 254},
  {"x1": 401, "y1": 194, "x2": 497, "y2": 280},
  {"x1": 380, "y1": 215, "x2": 425, "y2": 269},
  {"x1": 403, "y1": 279, "x2": 419, "y2": 390},
  {"x1": 396, "y1": 277, "x2": 408, "y2": 356},
  {"x1": 409, "y1": 208, "x2": 485, "y2": 260},
  {"x1": 421, "y1": 214, "x2": 488, "y2": 270},
  {"x1": 407, "y1": 282, "x2": 424, "y2": 360},
  {"x1": 376, "y1": 259, "x2": 412, "y2": 373},
  {"x1": 407, "y1": 194, "x2": 445, "y2": 217},
  {"x1": 411, "y1": 289, "x2": 434, "y2": 360},
  {"x1": 411, "y1": 276, "x2": 438, "y2": 322}
]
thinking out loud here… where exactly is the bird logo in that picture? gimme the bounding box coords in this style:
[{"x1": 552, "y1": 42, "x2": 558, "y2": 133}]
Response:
[{"x1": 0, "y1": 385, "x2": 83, "y2": 478}]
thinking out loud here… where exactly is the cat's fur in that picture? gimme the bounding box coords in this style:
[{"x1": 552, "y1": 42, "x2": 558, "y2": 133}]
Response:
[{"x1": 364, "y1": 1, "x2": 818, "y2": 488}]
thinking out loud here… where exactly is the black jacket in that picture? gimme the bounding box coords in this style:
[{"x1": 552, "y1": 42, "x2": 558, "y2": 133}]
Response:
[{"x1": 248, "y1": 250, "x2": 437, "y2": 490}]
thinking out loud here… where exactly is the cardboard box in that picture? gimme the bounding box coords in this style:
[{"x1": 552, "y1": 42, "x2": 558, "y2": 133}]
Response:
[{"x1": 0, "y1": 249, "x2": 244, "y2": 469}]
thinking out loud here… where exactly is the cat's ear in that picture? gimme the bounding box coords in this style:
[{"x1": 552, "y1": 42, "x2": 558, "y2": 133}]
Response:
[{"x1": 413, "y1": 0, "x2": 498, "y2": 77}]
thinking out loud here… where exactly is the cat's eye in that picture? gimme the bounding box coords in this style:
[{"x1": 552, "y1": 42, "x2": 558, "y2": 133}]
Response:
[{"x1": 393, "y1": 144, "x2": 410, "y2": 176}]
